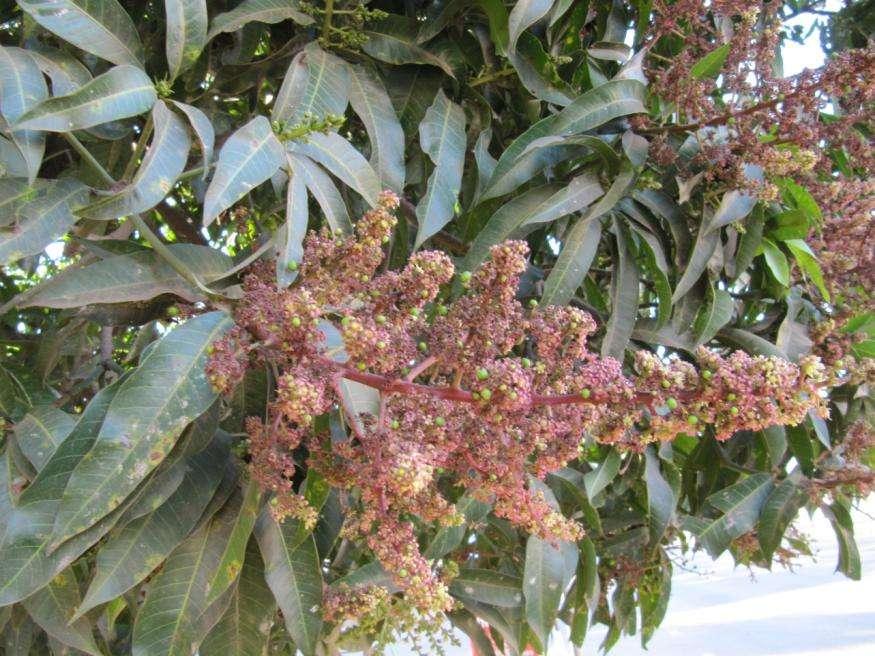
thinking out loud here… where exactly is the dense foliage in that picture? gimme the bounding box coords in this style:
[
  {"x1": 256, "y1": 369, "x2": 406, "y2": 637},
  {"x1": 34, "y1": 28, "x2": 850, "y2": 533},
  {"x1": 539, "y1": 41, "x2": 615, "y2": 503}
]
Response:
[{"x1": 0, "y1": 1, "x2": 872, "y2": 655}]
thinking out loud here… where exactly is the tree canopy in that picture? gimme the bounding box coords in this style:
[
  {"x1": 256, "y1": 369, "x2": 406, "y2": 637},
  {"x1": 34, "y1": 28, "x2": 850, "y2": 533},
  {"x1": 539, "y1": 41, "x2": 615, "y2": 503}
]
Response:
[{"x1": 0, "y1": 1, "x2": 872, "y2": 655}]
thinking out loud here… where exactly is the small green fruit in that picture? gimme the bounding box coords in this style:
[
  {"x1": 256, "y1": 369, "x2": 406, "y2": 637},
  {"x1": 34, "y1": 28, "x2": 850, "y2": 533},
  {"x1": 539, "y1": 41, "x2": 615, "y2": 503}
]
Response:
[
  {"x1": 476, "y1": 367, "x2": 489, "y2": 381},
  {"x1": 580, "y1": 388, "x2": 591, "y2": 399},
  {"x1": 666, "y1": 397, "x2": 678, "y2": 410}
]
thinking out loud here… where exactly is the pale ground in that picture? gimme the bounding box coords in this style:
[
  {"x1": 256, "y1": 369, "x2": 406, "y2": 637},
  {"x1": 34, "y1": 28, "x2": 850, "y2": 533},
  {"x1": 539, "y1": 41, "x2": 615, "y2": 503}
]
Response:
[{"x1": 386, "y1": 499, "x2": 874, "y2": 656}]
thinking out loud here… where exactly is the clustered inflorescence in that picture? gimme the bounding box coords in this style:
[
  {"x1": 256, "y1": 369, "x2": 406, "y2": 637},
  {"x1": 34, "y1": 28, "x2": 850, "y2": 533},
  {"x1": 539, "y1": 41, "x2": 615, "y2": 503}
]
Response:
[
  {"x1": 638, "y1": 0, "x2": 874, "y2": 303},
  {"x1": 207, "y1": 191, "x2": 836, "y2": 623}
]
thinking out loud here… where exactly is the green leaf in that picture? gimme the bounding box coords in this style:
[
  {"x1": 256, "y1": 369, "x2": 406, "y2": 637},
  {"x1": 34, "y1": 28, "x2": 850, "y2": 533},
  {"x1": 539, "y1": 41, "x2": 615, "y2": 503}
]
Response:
[
  {"x1": 462, "y1": 184, "x2": 560, "y2": 271},
  {"x1": 634, "y1": 190, "x2": 692, "y2": 265},
  {"x1": 21, "y1": 244, "x2": 232, "y2": 308},
  {"x1": 15, "y1": 65, "x2": 156, "y2": 132},
  {"x1": 363, "y1": 17, "x2": 456, "y2": 78},
  {"x1": 0, "y1": 46, "x2": 48, "y2": 183},
  {"x1": 639, "y1": 550, "x2": 672, "y2": 645},
  {"x1": 18, "y1": 0, "x2": 144, "y2": 67},
  {"x1": 768, "y1": 210, "x2": 809, "y2": 241},
  {"x1": 200, "y1": 538, "x2": 277, "y2": 656},
  {"x1": 784, "y1": 238, "x2": 830, "y2": 301},
  {"x1": 414, "y1": 89, "x2": 466, "y2": 249},
  {"x1": 760, "y1": 425, "x2": 788, "y2": 468},
  {"x1": 583, "y1": 450, "x2": 622, "y2": 500},
  {"x1": 131, "y1": 490, "x2": 244, "y2": 656},
  {"x1": 12, "y1": 405, "x2": 75, "y2": 472},
  {"x1": 481, "y1": 80, "x2": 646, "y2": 201},
  {"x1": 204, "y1": 479, "x2": 263, "y2": 607},
  {"x1": 632, "y1": 225, "x2": 673, "y2": 327},
  {"x1": 450, "y1": 569, "x2": 523, "y2": 608},
  {"x1": 74, "y1": 433, "x2": 231, "y2": 617},
  {"x1": 0, "y1": 179, "x2": 88, "y2": 267},
  {"x1": 693, "y1": 285, "x2": 734, "y2": 345},
  {"x1": 82, "y1": 101, "x2": 191, "y2": 220},
  {"x1": 424, "y1": 496, "x2": 491, "y2": 559},
  {"x1": 22, "y1": 568, "x2": 101, "y2": 656},
  {"x1": 203, "y1": 116, "x2": 285, "y2": 224},
  {"x1": 541, "y1": 213, "x2": 602, "y2": 307},
  {"x1": 523, "y1": 533, "x2": 578, "y2": 650},
  {"x1": 690, "y1": 43, "x2": 730, "y2": 79},
  {"x1": 288, "y1": 153, "x2": 352, "y2": 234},
  {"x1": 761, "y1": 238, "x2": 790, "y2": 286},
  {"x1": 822, "y1": 499, "x2": 861, "y2": 580},
  {"x1": 777, "y1": 177, "x2": 822, "y2": 224},
  {"x1": 255, "y1": 512, "x2": 323, "y2": 656},
  {"x1": 291, "y1": 132, "x2": 381, "y2": 207},
  {"x1": 719, "y1": 328, "x2": 788, "y2": 359},
  {"x1": 507, "y1": 0, "x2": 553, "y2": 52},
  {"x1": 385, "y1": 66, "x2": 444, "y2": 139},
  {"x1": 644, "y1": 447, "x2": 676, "y2": 546},
  {"x1": 49, "y1": 312, "x2": 232, "y2": 547},
  {"x1": 706, "y1": 187, "x2": 757, "y2": 235},
  {"x1": 348, "y1": 64, "x2": 406, "y2": 193},
  {"x1": 273, "y1": 43, "x2": 349, "y2": 126},
  {"x1": 165, "y1": 0, "x2": 208, "y2": 80},
  {"x1": 757, "y1": 477, "x2": 806, "y2": 561},
  {"x1": 685, "y1": 473, "x2": 774, "y2": 557},
  {"x1": 1, "y1": 607, "x2": 35, "y2": 656},
  {"x1": 523, "y1": 172, "x2": 603, "y2": 227},
  {"x1": 601, "y1": 218, "x2": 640, "y2": 360},
  {"x1": 207, "y1": 0, "x2": 313, "y2": 40},
  {"x1": 0, "y1": 383, "x2": 133, "y2": 605},
  {"x1": 672, "y1": 224, "x2": 720, "y2": 302},
  {"x1": 171, "y1": 101, "x2": 214, "y2": 179},
  {"x1": 276, "y1": 158, "x2": 308, "y2": 287}
]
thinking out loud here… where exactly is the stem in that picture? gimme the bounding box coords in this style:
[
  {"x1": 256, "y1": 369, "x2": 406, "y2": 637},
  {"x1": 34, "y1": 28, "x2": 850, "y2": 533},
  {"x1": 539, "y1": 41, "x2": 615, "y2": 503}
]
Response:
[
  {"x1": 63, "y1": 133, "x2": 115, "y2": 188},
  {"x1": 130, "y1": 214, "x2": 225, "y2": 303},
  {"x1": 317, "y1": 356, "x2": 697, "y2": 410},
  {"x1": 322, "y1": 0, "x2": 335, "y2": 41},
  {"x1": 122, "y1": 115, "x2": 153, "y2": 181},
  {"x1": 469, "y1": 67, "x2": 515, "y2": 88}
]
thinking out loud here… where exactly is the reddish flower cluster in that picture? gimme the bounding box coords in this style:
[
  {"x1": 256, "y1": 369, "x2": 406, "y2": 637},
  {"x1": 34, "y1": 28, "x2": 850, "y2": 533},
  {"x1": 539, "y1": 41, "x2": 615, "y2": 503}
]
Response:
[
  {"x1": 206, "y1": 192, "x2": 838, "y2": 617},
  {"x1": 638, "y1": 1, "x2": 874, "y2": 302}
]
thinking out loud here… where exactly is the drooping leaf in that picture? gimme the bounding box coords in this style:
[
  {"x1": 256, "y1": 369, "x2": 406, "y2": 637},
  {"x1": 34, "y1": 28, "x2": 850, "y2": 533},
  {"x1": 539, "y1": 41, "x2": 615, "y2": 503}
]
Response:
[
  {"x1": 203, "y1": 116, "x2": 285, "y2": 224},
  {"x1": 481, "y1": 80, "x2": 646, "y2": 200},
  {"x1": 363, "y1": 17, "x2": 456, "y2": 77},
  {"x1": 255, "y1": 512, "x2": 323, "y2": 656},
  {"x1": 784, "y1": 238, "x2": 830, "y2": 301},
  {"x1": 74, "y1": 433, "x2": 231, "y2": 617},
  {"x1": 274, "y1": 43, "x2": 349, "y2": 128},
  {"x1": 690, "y1": 43, "x2": 731, "y2": 79},
  {"x1": 165, "y1": 0, "x2": 208, "y2": 80},
  {"x1": 761, "y1": 237, "x2": 790, "y2": 286},
  {"x1": 207, "y1": 0, "x2": 313, "y2": 40},
  {"x1": 15, "y1": 65, "x2": 156, "y2": 131},
  {"x1": 413, "y1": 89, "x2": 466, "y2": 248},
  {"x1": 671, "y1": 223, "x2": 720, "y2": 302},
  {"x1": 348, "y1": 64, "x2": 406, "y2": 192},
  {"x1": 706, "y1": 187, "x2": 758, "y2": 235},
  {"x1": 171, "y1": 101, "x2": 215, "y2": 178},
  {"x1": 0, "y1": 383, "x2": 137, "y2": 605},
  {"x1": 276, "y1": 158, "x2": 308, "y2": 287},
  {"x1": 583, "y1": 450, "x2": 622, "y2": 500},
  {"x1": 204, "y1": 479, "x2": 263, "y2": 607},
  {"x1": 83, "y1": 101, "x2": 191, "y2": 220},
  {"x1": 424, "y1": 496, "x2": 491, "y2": 560},
  {"x1": 757, "y1": 476, "x2": 806, "y2": 561},
  {"x1": 18, "y1": 0, "x2": 144, "y2": 67},
  {"x1": 684, "y1": 473, "x2": 774, "y2": 557},
  {"x1": 291, "y1": 132, "x2": 381, "y2": 207},
  {"x1": 288, "y1": 152, "x2": 352, "y2": 234},
  {"x1": 693, "y1": 285, "x2": 734, "y2": 345},
  {"x1": 200, "y1": 538, "x2": 276, "y2": 656},
  {"x1": 12, "y1": 405, "x2": 75, "y2": 472},
  {"x1": 0, "y1": 46, "x2": 48, "y2": 183},
  {"x1": 130, "y1": 491, "x2": 243, "y2": 656},
  {"x1": 450, "y1": 569, "x2": 524, "y2": 608},
  {"x1": 0, "y1": 179, "x2": 89, "y2": 266},
  {"x1": 523, "y1": 533, "x2": 578, "y2": 650},
  {"x1": 21, "y1": 244, "x2": 232, "y2": 308},
  {"x1": 22, "y1": 569, "x2": 101, "y2": 656},
  {"x1": 822, "y1": 499, "x2": 861, "y2": 580},
  {"x1": 462, "y1": 184, "x2": 560, "y2": 271},
  {"x1": 644, "y1": 448, "x2": 676, "y2": 546},
  {"x1": 601, "y1": 218, "x2": 640, "y2": 360},
  {"x1": 49, "y1": 312, "x2": 232, "y2": 547},
  {"x1": 760, "y1": 425, "x2": 788, "y2": 468}
]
